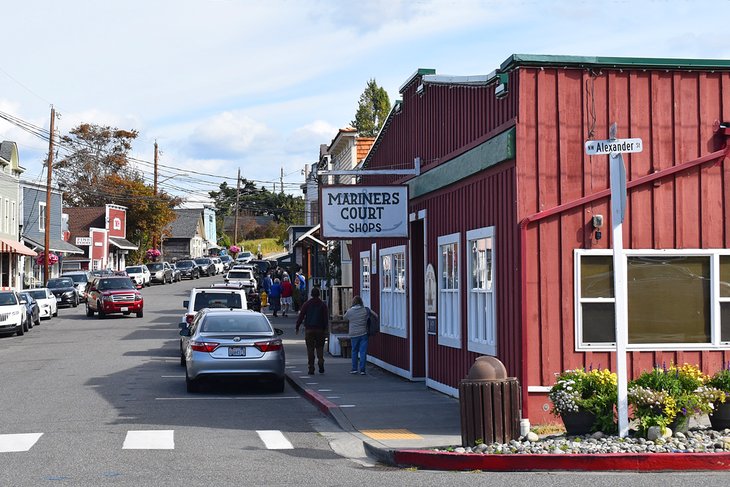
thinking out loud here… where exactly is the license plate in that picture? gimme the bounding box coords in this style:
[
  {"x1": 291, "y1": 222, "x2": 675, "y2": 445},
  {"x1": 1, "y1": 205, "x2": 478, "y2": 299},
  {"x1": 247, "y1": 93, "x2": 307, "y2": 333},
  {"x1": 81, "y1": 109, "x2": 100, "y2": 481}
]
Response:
[
  {"x1": 228, "y1": 346, "x2": 246, "y2": 357},
  {"x1": 56, "y1": 298, "x2": 61, "y2": 302},
  {"x1": 120, "y1": 307, "x2": 129, "y2": 312}
]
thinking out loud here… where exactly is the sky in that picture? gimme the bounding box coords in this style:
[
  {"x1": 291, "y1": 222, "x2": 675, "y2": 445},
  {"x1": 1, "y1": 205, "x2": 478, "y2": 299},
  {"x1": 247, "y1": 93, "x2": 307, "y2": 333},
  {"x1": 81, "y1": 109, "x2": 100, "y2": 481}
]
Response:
[{"x1": 0, "y1": 0, "x2": 727, "y2": 206}]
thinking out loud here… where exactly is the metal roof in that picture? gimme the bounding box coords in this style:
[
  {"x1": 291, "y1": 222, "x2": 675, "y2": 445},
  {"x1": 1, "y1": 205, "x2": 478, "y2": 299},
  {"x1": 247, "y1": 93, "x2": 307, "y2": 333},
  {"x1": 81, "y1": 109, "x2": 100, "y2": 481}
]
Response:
[{"x1": 501, "y1": 54, "x2": 730, "y2": 72}]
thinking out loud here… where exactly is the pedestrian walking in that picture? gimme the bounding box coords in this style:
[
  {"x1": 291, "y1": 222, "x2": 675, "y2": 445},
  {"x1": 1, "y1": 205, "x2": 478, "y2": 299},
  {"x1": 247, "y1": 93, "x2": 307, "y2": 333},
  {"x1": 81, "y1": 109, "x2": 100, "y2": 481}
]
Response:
[
  {"x1": 292, "y1": 275, "x2": 302, "y2": 312},
  {"x1": 344, "y1": 296, "x2": 375, "y2": 375},
  {"x1": 281, "y1": 275, "x2": 293, "y2": 317},
  {"x1": 295, "y1": 287, "x2": 329, "y2": 375},
  {"x1": 269, "y1": 278, "x2": 282, "y2": 317}
]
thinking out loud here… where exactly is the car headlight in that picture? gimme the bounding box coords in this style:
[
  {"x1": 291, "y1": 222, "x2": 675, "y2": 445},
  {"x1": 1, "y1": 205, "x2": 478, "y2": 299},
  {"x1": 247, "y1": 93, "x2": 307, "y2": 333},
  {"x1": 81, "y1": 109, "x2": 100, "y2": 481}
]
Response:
[
  {"x1": 103, "y1": 295, "x2": 114, "y2": 302},
  {"x1": 64, "y1": 291, "x2": 75, "y2": 297},
  {"x1": 134, "y1": 293, "x2": 142, "y2": 302}
]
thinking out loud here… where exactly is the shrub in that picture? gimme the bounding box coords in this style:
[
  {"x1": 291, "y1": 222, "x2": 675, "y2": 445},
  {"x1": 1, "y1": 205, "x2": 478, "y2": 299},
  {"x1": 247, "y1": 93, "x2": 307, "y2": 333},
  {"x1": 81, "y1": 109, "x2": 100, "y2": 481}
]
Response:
[{"x1": 548, "y1": 368, "x2": 617, "y2": 433}]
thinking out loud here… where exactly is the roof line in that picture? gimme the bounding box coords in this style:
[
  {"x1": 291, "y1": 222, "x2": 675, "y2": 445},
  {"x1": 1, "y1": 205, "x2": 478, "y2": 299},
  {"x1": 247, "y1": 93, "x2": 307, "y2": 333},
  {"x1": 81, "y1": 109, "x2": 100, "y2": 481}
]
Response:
[{"x1": 501, "y1": 54, "x2": 730, "y2": 72}]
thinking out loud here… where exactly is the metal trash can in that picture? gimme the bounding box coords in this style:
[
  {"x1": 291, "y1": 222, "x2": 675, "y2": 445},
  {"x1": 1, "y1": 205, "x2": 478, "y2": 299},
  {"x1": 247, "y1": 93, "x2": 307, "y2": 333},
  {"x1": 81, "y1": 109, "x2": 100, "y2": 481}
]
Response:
[{"x1": 459, "y1": 356, "x2": 521, "y2": 446}]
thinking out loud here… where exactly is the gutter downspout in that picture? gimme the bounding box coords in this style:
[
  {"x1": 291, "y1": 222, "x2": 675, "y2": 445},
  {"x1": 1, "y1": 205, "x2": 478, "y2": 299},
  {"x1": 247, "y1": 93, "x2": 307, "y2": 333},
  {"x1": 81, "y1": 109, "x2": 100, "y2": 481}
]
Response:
[{"x1": 518, "y1": 142, "x2": 730, "y2": 419}]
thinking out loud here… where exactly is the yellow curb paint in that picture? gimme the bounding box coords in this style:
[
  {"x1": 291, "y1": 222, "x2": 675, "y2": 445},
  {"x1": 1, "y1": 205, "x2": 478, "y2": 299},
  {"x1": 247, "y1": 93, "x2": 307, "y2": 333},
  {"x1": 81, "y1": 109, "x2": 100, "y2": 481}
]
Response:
[{"x1": 361, "y1": 429, "x2": 423, "y2": 440}]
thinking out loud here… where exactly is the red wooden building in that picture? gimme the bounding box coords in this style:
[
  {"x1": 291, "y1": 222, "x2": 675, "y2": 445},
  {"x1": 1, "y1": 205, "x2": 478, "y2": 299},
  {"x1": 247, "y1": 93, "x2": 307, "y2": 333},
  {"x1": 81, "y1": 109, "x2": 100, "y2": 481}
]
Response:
[{"x1": 347, "y1": 54, "x2": 730, "y2": 423}]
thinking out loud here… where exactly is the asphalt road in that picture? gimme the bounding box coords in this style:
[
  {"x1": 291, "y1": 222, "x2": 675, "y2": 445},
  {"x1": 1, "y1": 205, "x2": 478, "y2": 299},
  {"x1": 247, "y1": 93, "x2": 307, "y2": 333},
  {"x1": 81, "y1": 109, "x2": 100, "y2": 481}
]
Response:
[{"x1": 1, "y1": 274, "x2": 729, "y2": 486}]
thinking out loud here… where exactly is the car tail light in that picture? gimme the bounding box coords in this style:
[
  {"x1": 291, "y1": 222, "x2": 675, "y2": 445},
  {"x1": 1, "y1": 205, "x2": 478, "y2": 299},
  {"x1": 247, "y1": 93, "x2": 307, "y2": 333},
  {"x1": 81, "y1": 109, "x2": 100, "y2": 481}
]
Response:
[
  {"x1": 254, "y1": 339, "x2": 282, "y2": 352},
  {"x1": 190, "y1": 341, "x2": 219, "y2": 353},
  {"x1": 185, "y1": 314, "x2": 195, "y2": 324}
]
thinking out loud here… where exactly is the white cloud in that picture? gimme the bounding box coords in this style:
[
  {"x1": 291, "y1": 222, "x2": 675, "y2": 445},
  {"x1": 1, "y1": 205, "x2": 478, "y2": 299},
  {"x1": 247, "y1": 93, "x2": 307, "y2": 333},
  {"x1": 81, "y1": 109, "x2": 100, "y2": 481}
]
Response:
[{"x1": 188, "y1": 112, "x2": 273, "y2": 159}]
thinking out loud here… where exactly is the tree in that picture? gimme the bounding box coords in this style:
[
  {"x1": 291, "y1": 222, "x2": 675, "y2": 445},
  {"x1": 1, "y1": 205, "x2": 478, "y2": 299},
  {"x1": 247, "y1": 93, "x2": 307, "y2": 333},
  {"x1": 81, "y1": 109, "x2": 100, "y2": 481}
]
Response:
[
  {"x1": 351, "y1": 79, "x2": 390, "y2": 137},
  {"x1": 208, "y1": 182, "x2": 305, "y2": 225},
  {"x1": 54, "y1": 123, "x2": 140, "y2": 207}
]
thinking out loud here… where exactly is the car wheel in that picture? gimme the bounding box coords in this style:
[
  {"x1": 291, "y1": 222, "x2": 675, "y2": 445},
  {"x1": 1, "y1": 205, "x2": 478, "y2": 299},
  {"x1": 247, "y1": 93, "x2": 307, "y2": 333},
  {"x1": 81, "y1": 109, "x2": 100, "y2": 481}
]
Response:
[
  {"x1": 86, "y1": 304, "x2": 94, "y2": 317},
  {"x1": 180, "y1": 353, "x2": 185, "y2": 367},
  {"x1": 73, "y1": 297, "x2": 78, "y2": 308},
  {"x1": 16, "y1": 321, "x2": 24, "y2": 336},
  {"x1": 34, "y1": 316, "x2": 41, "y2": 327},
  {"x1": 136, "y1": 309, "x2": 144, "y2": 318},
  {"x1": 268, "y1": 377, "x2": 286, "y2": 393},
  {"x1": 26, "y1": 316, "x2": 32, "y2": 330},
  {"x1": 185, "y1": 369, "x2": 200, "y2": 393},
  {"x1": 53, "y1": 309, "x2": 58, "y2": 317},
  {"x1": 98, "y1": 303, "x2": 106, "y2": 318}
]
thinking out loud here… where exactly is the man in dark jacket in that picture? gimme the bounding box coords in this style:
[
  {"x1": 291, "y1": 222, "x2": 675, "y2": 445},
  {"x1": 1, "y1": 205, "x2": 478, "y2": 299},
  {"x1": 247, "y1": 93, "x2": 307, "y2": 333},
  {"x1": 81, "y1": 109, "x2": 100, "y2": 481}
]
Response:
[{"x1": 296, "y1": 287, "x2": 329, "y2": 374}]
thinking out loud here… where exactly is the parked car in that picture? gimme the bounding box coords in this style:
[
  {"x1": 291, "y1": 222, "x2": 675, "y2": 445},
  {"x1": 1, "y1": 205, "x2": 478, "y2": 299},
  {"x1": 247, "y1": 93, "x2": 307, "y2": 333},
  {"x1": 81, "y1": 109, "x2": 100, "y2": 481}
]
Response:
[
  {"x1": 86, "y1": 276, "x2": 143, "y2": 318},
  {"x1": 126, "y1": 265, "x2": 151, "y2": 288},
  {"x1": 211, "y1": 281, "x2": 261, "y2": 312},
  {"x1": 235, "y1": 251, "x2": 254, "y2": 264},
  {"x1": 194, "y1": 257, "x2": 216, "y2": 277},
  {"x1": 21, "y1": 288, "x2": 57, "y2": 319},
  {"x1": 47, "y1": 277, "x2": 80, "y2": 307},
  {"x1": 179, "y1": 286, "x2": 249, "y2": 365},
  {"x1": 18, "y1": 292, "x2": 40, "y2": 329},
  {"x1": 146, "y1": 262, "x2": 174, "y2": 284},
  {"x1": 175, "y1": 260, "x2": 200, "y2": 280},
  {"x1": 219, "y1": 255, "x2": 234, "y2": 271},
  {"x1": 170, "y1": 264, "x2": 182, "y2": 282},
  {"x1": 90, "y1": 269, "x2": 115, "y2": 278},
  {"x1": 180, "y1": 308, "x2": 285, "y2": 392},
  {"x1": 248, "y1": 259, "x2": 272, "y2": 280},
  {"x1": 211, "y1": 257, "x2": 224, "y2": 275},
  {"x1": 0, "y1": 289, "x2": 25, "y2": 336},
  {"x1": 62, "y1": 271, "x2": 92, "y2": 302},
  {"x1": 224, "y1": 269, "x2": 257, "y2": 289}
]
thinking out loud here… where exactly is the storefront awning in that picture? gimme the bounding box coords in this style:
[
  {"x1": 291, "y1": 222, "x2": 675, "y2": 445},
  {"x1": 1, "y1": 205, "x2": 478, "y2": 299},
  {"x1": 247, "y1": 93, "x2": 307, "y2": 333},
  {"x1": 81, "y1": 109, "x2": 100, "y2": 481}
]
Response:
[
  {"x1": 108, "y1": 237, "x2": 138, "y2": 250},
  {"x1": 1, "y1": 237, "x2": 37, "y2": 257},
  {"x1": 23, "y1": 235, "x2": 84, "y2": 255}
]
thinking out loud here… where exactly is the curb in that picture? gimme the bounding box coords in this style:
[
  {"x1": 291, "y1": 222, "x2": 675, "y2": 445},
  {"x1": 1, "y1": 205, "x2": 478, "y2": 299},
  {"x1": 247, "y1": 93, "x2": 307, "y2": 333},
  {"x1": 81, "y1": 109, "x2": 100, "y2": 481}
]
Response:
[{"x1": 390, "y1": 449, "x2": 730, "y2": 472}]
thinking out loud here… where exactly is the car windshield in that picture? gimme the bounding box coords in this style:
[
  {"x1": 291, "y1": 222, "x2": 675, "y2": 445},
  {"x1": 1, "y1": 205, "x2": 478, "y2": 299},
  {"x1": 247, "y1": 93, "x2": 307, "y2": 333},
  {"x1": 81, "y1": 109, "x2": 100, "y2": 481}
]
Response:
[
  {"x1": 228, "y1": 271, "x2": 252, "y2": 279},
  {"x1": 27, "y1": 290, "x2": 47, "y2": 299},
  {"x1": 220, "y1": 256, "x2": 232, "y2": 262},
  {"x1": 48, "y1": 278, "x2": 74, "y2": 288},
  {"x1": 194, "y1": 258, "x2": 211, "y2": 264},
  {"x1": 200, "y1": 314, "x2": 271, "y2": 333},
  {"x1": 177, "y1": 261, "x2": 194, "y2": 268},
  {"x1": 0, "y1": 292, "x2": 17, "y2": 305},
  {"x1": 64, "y1": 274, "x2": 88, "y2": 283},
  {"x1": 126, "y1": 266, "x2": 144, "y2": 273},
  {"x1": 97, "y1": 278, "x2": 135, "y2": 291},
  {"x1": 193, "y1": 292, "x2": 242, "y2": 311},
  {"x1": 147, "y1": 263, "x2": 163, "y2": 271}
]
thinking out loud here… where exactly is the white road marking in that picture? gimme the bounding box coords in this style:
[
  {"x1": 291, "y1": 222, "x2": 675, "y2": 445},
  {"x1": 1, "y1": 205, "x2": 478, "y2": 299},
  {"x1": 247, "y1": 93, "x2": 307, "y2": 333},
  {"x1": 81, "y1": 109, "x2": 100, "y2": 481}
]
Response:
[
  {"x1": 122, "y1": 430, "x2": 174, "y2": 450},
  {"x1": 0, "y1": 433, "x2": 43, "y2": 452},
  {"x1": 256, "y1": 430, "x2": 293, "y2": 450},
  {"x1": 318, "y1": 389, "x2": 332, "y2": 392},
  {"x1": 160, "y1": 375, "x2": 185, "y2": 378},
  {"x1": 341, "y1": 405, "x2": 356, "y2": 408}
]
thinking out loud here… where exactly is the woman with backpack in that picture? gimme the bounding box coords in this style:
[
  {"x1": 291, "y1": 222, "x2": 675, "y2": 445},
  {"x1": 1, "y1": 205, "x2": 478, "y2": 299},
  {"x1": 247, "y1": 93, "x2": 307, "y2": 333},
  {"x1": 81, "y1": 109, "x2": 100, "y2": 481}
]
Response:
[{"x1": 343, "y1": 296, "x2": 377, "y2": 375}]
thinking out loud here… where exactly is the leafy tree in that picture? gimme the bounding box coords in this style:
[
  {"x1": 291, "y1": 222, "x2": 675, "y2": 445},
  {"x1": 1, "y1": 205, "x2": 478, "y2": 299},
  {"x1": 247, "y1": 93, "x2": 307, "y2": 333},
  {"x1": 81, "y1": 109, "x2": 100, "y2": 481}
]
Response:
[
  {"x1": 351, "y1": 79, "x2": 390, "y2": 137},
  {"x1": 54, "y1": 123, "x2": 140, "y2": 207},
  {"x1": 209, "y1": 182, "x2": 305, "y2": 228}
]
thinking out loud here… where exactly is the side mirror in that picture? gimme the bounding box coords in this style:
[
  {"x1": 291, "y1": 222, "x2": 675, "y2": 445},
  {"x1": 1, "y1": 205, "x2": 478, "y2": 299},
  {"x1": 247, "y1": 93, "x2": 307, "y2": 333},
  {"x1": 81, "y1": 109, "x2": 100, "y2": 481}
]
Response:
[
  {"x1": 179, "y1": 328, "x2": 191, "y2": 337},
  {"x1": 274, "y1": 328, "x2": 284, "y2": 336},
  {"x1": 19, "y1": 297, "x2": 27, "y2": 304},
  {"x1": 183, "y1": 300, "x2": 189, "y2": 308}
]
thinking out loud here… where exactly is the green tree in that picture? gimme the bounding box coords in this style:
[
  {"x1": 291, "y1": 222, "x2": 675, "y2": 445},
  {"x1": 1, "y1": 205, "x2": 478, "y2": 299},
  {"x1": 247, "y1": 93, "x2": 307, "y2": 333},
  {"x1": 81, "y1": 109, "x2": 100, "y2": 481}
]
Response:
[
  {"x1": 54, "y1": 123, "x2": 140, "y2": 207},
  {"x1": 351, "y1": 79, "x2": 390, "y2": 137},
  {"x1": 208, "y1": 182, "x2": 305, "y2": 227}
]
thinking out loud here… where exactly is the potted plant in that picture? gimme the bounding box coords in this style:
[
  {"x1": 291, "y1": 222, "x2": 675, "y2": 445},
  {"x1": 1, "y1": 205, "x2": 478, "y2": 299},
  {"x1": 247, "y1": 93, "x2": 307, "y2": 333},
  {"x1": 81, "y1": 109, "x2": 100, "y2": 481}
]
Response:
[
  {"x1": 548, "y1": 368, "x2": 617, "y2": 435},
  {"x1": 707, "y1": 367, "x2": 730, "y2": 430},
  {"x1": 36, "y1": 252, "x2": 59, "y2": 266},
  {"x1": 229, "y1": 245, "x2": 240, "y2": 257},
  {"x1": 628, "y1": 363, "x2": 725, "y2": 436},
  {"x1": 146, "y1": 248, "x2": 161, "y2": 262}
]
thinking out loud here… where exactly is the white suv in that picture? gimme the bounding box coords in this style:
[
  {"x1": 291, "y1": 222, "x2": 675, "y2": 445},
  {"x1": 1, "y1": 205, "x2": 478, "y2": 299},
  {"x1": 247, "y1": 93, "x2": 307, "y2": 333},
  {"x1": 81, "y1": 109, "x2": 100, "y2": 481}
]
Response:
[
  {"x1": 178, "y1": 286, "x2": 249, "y2": 365},
  {"x1": 125, "y1": 265, "x2": 151, "y2": 288},
  {"x1": 0, "y1": 289, "x2": 26, "y2": 336},
  {"x1": 211, "y1": 257, "x2": 224, "y2": 275}
]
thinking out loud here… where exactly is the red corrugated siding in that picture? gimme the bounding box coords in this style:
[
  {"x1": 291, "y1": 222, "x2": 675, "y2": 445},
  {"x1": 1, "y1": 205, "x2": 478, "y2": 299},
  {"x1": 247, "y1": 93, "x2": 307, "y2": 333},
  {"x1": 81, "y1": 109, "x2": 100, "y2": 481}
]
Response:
[{"x1": 517, "y1": 67, "x2": 730, "y2": 412}]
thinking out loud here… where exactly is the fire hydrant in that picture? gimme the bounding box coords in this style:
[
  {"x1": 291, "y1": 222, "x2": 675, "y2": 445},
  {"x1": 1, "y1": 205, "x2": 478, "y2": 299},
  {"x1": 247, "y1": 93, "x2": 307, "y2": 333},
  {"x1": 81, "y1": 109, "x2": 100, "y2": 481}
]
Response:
[{"x1": 260, "y1": 290, "x2": 268, "y2": 308}]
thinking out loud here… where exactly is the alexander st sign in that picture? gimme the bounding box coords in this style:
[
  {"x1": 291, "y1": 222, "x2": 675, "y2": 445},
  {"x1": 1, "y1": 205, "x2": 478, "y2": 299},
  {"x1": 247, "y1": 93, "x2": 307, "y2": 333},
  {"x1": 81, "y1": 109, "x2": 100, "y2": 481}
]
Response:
[{"x1": 584, "y1": 138, "x2": 643, "y2": 156}]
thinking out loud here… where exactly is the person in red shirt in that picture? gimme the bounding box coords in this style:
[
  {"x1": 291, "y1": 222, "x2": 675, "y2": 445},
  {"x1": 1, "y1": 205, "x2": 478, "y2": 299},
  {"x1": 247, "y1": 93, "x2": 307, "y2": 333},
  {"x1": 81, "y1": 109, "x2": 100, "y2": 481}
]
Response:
[{"x1": 280, "y1": 275, "x2": 294, "y2": 317}]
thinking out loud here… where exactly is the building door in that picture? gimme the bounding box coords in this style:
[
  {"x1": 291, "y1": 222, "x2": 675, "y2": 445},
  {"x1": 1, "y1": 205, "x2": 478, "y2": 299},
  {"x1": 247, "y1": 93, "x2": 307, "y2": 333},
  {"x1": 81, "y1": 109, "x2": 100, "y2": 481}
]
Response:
[
  {"x1": 360, "y1": 251, "x2": 371, "y2": 308},
  {"x1": 410, "y1": 218, "x2": 426, "y2": 378}
]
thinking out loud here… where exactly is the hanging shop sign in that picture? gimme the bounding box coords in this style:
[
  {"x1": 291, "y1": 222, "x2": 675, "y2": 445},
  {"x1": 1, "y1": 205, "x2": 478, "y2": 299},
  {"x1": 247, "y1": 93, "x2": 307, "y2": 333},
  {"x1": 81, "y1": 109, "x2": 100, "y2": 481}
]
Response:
[{"x1": 321, "y1": 185, "x2": 409, "y2": 239}]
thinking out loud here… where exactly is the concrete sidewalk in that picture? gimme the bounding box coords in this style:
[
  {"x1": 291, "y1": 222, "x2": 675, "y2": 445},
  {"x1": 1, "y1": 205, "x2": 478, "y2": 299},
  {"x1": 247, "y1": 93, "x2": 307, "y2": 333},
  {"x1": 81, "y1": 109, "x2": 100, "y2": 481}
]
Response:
[{"x1": 269, "y1": 312, "x2": 461, "y2": 454}]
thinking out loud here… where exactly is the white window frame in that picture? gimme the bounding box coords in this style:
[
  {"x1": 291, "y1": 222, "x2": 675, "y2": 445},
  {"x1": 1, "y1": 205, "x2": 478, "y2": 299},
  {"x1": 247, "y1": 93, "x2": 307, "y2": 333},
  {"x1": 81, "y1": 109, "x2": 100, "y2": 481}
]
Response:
[
  {"x1": 360, "y1": 250, "x2": 371, "y2": 309},
  {"x1": 379, "y1": 245, "x2": 407, "y2": 338},
  {"x1": 437, "y1": 232, "x2": 461, "y2": 348},
  {"x1": 466, "y1": 227, "x2": 497, "y2": 355},
  {"x1": 4, "y1": 199, "x2": 9, "y2": 233},
  {"x1": 39, "y1": 202, "x2": 46, "y2": 232},
  {"x1": 575, "y1": 248, "x2": 730, "y2": 351},
  {"x1": 11, "y1": 201, "x2": 16, "y2": 236}
]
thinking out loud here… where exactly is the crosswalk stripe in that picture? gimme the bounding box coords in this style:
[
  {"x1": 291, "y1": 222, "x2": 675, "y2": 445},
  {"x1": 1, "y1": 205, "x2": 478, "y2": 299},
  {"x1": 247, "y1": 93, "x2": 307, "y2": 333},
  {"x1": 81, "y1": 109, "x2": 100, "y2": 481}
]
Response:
[
  {"x1": 0, "y1": 433, "x2": 43, "y2": 452},
  {"x1": 122, "y1": 430, "x2": 174, "y2": 450},
  {"x1": 256, "y1": 430, "x2": 293, "y2": 450}
]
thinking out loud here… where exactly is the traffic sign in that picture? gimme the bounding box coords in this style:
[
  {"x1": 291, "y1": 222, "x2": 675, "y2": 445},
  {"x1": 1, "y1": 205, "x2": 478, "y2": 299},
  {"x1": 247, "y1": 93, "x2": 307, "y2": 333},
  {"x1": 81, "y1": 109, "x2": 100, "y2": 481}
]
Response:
[{"x1": 585, "y1": 138, "x2": 643, "y2": 155}]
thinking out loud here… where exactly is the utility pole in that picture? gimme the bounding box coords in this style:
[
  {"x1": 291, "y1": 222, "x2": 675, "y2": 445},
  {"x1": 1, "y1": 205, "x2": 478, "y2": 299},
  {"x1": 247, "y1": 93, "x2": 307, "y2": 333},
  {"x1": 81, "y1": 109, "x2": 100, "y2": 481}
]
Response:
[
  {"x1": 234, "y1": 168, "x2": 241, "y2": 244},
  {"x1": 152, "y1": 141, "x2": 158, "y2": 250},
  {"x1": 43, "y1": 106, "x2": 56, "y2": 286},
  {"x1": 280, "y1": 167, "x2": 284, "y2": 193}
]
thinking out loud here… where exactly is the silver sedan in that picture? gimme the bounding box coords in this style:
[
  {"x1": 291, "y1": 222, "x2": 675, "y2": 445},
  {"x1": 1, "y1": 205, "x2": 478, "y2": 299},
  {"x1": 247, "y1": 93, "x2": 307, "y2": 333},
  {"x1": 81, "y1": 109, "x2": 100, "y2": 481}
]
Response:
[{"x1": 180, "y1": 308, "x2": 285, "y2": 393}]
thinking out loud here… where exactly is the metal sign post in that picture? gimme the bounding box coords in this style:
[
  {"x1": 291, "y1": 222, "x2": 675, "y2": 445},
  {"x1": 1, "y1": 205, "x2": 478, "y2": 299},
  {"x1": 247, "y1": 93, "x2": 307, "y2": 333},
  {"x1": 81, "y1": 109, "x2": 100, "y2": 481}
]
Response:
[{"x1": 585, "y1": 124, "x2": 641, "y2": 438}]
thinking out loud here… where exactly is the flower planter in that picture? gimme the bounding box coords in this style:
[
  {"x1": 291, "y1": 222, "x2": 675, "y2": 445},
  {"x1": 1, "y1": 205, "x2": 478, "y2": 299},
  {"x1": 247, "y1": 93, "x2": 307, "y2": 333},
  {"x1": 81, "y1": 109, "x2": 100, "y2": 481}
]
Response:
[
  {"x1": 710, "y1": 401, "x2": 730, "y2": 430},
  {"x1": 560, "y1": 410, "x2": 596, "y2": 435},
  {"x1": 669, "y1": 415, "x2": 690, "y2": 434}
]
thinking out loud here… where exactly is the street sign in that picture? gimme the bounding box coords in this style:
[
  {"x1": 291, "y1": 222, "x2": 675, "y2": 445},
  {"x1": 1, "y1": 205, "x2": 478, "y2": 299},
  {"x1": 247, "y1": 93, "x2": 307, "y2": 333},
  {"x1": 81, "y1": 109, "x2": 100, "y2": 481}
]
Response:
[{"x1": 585, "y1": 138, "x2": 643, "y2": 156}]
